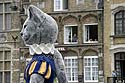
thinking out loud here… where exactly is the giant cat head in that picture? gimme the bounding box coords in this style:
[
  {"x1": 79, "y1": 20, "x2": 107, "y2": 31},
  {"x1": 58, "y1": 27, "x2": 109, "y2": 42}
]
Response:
[{"x1": 20, "y1": 5, "x2": 58, "y2": 45}]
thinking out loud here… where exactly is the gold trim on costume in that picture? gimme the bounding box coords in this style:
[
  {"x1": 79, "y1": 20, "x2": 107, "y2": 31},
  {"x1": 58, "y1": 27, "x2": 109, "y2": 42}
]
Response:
[
  {"x1": 45, "y1": 64, "x2": 51, "y2": 79},
  {"x1": 29, "y1": 61, "x2": 37, "y2": 75},
  {"x1": 38, "y1": 61, "x2": 47, "y2": 74}
]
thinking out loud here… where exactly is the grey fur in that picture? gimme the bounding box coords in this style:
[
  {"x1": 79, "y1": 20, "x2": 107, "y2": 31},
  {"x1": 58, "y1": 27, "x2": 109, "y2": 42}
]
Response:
[
  {"x1": 20, "y1": 5, "x2": 58, "y2": 45},
  {"x1": 54, "y1": 49, "x2": 68, "y2": 83},
  {"x1": 20, "y1": 5, "x2": 68, "y2": 83},
  {"x1": 30, "y1": 74, "x2": 45, "y2": 83}
]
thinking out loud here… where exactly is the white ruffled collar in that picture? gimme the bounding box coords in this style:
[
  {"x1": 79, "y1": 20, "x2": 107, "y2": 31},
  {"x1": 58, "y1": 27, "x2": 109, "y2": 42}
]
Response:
[{"x1": 29, "y1": 43, "x2": 55, "y2": 55}]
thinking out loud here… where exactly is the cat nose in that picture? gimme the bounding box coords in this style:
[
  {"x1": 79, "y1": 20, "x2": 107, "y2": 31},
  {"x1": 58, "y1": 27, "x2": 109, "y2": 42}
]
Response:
[{"x1": 20, "y1": 33, "x2": 23, "y2": 36}]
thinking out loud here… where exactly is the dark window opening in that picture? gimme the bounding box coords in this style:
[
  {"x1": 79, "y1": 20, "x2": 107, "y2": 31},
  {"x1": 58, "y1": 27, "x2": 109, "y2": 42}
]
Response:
[
  {"x1": 71, "y1": 26, "x2": 78, "y2": 42},
  {"x1": 85, "y1": 25, "x2": 98, "y2": 43},
  {"x1": 22, "y1": 0, "x2": 30, "y2": 3},
  {"x1": 115, "y1": 52, "x2": 125, "y2": 77},
  {"x1": 4, "y1": 71, "x2": 10, "y2": 83},
  {"x1": 63, "y1": 0, "x2": 68, "y2": 9},
  {"x1": 0, "y1": 72, "x2": 2, "y2": 83},
  {"x1": 64, "y1": 26, "x2": 78, "y2": 44}
]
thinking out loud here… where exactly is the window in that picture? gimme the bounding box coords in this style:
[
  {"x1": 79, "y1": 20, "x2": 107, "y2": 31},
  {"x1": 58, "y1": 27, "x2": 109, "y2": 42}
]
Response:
[
  {"x1": 54, "y1": 0, "x2": 68, "y2": 11},
  {"x1": 4, "y1": 72, "x2": 11, "y2": 83},
  {"x1": 36, "y1": 2, "x2": 45, "y2": 9},
  {"x1": 22, "y1": 0, "x2": 30, "y2": 3},
  {"x1": 0, "y1": 3, "x2": 11, "y2": 31},
  {"x1": 115, "y1": 10, "x2": 125, "y2": 35},
  {"x1": 0, "y1": 49, "x2": 11, "y2": 83},
  {"x1": 64, "y1": 56, "x2": 78, "y2": 82},
  {"x1": 64, "y1": 25, "x2": 78, "y2": 44},
  {"x1": 0, "y1": 72, "x2": 2, "y2": 83},
  {"x1": 76, "y1": 0, "x2": 84, "y2": 5},
  {"x1": 84, "y1": 56, "x2": 98, "y2": 82},
  {"x1": 84, "y1": 24, "x2": 98, "y2": 43},
  {"x1": 97, "y1": 0, "x2": 103, "y2": 9},
  {"x1": 115, "y1": 52, "x2": 125, "y2": 77}
]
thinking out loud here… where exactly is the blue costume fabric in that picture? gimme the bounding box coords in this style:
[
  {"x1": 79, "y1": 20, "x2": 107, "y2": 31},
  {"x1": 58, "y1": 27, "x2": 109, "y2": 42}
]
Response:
[{"x1": 24, "y1": 54, "x2": 56, "y2": 83}]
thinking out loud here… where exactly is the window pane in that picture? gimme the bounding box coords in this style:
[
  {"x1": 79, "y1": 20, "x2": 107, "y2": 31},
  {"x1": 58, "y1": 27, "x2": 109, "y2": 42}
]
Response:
[
  {"x1": 77, "y1": 0, "x2": 83, "y2": 4},
  {"x1": 116, "y1": 11, "x2": 122, "y2": 19},
  {"x1": 5, "y1": 3, "x2": 11, "y2": 12},
  {"x1": 85, "y1": 67, "x2": 91, "y2": 71},
  {"x1": 0, "y1": 51, "x2": 3, "y2": 60},
  {"x1": 5, "y1": 14, "x2": 11, "y2": 30},
  {"x1": 92, "y1": 67, "x2": 98, "y2": 80},
  {"x1": 22, "y1": 0, "x2": 30, "y2": 2},
  {"x1": 84, "y1": 58, "x2": 87, "y2": 66},
  {"x1": 0, "y1": 62, "x2": 3, "y2": 70},
  {"x1": 64, "y1": 57, "x2": 78, "y2": 82},
  {"x1": 88, "y1": 58, "x2": 91, "y2": 66},
  {"x1": 124, "y1": 11, "x2": 125, "y2": 18},
  {"x1": 84, "y1": 56, "x2": 98, "y2": 82},
  {"x1": 63, "y1": 0, "x2": 68, "y2": 9},
  {"x1": 0, "y1": 72, "x2": 2, "y2": 83},
  {"x1": 64, "y1": 26, "x2": 78, "y2": 44},
  {"x1": 64, "y1": 27, "x2": 70, "y2": 43},
  {"x1": 4, "y1": 71, "x2": 10, "y2": 83},
  {"x1": 4, "y1": 0, "x2": 12, "y2": 1},
  {"x1": 55, "y1": 0, "x2": 61, "y2": 10},
  {"x1": 0, "y1": 15, "x2": 3, "y2": 31},
  {"x1": 72, "y1": 59, "x2": 77, "y2": 67},
  {"x1": 124, "y1": 19, "x2": 125, "y2": 34},
  {"x1": 115, "y1": 11, "x2": 125, "y2": 35},
  {"x1": 85, "y1": 68, "x2": 91, "y2": 80},
  {"x1": 0, "y1": 4, "x2": 3, "y2": 12},
  {"x1": 4, "y1": 51, "x2": 11, "y2": 60},
  {"x1": 4, "y1": 61, "x2": 11, "y2": 70},
  {"x1": 72, "y1": 26, "x2": 78, "y2": 42},
  {"x1": 92, "y1": 58, "x2": 98, "y2": 66},
  {"x1": 116, "y1": 20, "x2": 122, "y2": 35}
]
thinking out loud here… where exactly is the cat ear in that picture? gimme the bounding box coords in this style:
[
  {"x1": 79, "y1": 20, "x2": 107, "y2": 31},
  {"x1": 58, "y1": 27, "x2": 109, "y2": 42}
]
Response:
[
  {"x1": 28, "y1": 5, "x2": 41, "y2": 23},
  {"x1": 28, "y1": 6, "x2": 34, "y2": 19}
]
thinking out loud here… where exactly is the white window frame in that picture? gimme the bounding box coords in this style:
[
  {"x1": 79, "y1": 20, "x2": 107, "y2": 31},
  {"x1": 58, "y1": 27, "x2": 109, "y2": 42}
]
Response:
[
  {"x1": 64, "y1": 25, "x2": 78, "y2": 44},
  {"x1": 64, "y1": 56, "x2": 78, "y2": 82},
  {"x1": 84, "y1": 56, "x2": 98, "y2": 82},
  {"x1": 83, "y1": 23, "x2": 98, "y2": 43},
  {"x1": 54, "y1": 0, "x2": 68, "y2": 11}
]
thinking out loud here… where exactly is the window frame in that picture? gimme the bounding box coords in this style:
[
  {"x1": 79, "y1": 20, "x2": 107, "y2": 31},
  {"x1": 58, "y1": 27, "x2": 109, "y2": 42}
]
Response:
[
  {"x1": 84, "y1": 56, "x2": 98, "y2": 82},
  {"x1": 114, "y1": 52, "x2": 125, "y2": 77},
  {"x1": 64, "y1": 56, "x2": 78, "y2": 82},
  {"x1": 54, "y1": 0, "x2": 68, "y2": 11},
  {"x1": 114, "y1": 10, "x2": 125, "y2": 35},
  {"x1": 64, "y1": 25, "x2": 78, "y2": 44},
  {"x1": 0, "y1": 48, "x2": 12, "y2": 83},
  {"x1": 0, "y1": 2, "x2": 11, "y2": 31},
  {"x1": 83, "y1": 23, "x2": 98, "y2": 43},
  {"x1": 22, "y1": 0, "x2": 31, "y2": 3}
]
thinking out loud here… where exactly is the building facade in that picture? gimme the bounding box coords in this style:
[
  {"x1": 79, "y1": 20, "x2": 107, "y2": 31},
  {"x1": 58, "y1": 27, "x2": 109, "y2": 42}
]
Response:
[
  {"x1": 104, "y1": 0, "x2": 125, "y2": 83},
  {"x1": 0, "y1": 0, "x2": 104, "y2": 83}
]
